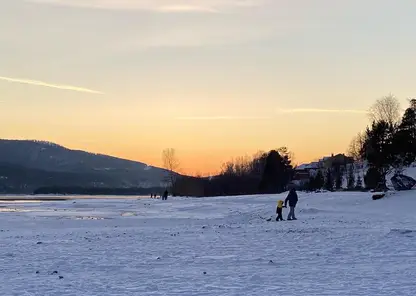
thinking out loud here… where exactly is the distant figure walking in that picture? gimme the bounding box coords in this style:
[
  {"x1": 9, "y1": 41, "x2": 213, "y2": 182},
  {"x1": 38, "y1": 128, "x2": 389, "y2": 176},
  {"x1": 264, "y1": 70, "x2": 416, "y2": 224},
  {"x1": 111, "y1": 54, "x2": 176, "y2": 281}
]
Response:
[
  {"x1": 162, "y1": 190, "x2": 168, "y2": 201},
  {"x1": 276, "y1": 199, "x2": 285, "y2": 221},
  {"x1": 285, "y1": 187, "x2": 298, "y2": 220}
]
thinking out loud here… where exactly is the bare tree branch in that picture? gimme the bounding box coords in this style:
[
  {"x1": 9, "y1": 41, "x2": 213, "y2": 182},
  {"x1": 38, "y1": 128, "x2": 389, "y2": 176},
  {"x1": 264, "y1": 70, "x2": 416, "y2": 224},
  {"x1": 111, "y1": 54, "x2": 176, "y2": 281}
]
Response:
[
  {"x1": 347, "y1": 132, "x2": 365, "y2": 161},
  {"x1": 162, "y1": 148, "x2": 179, "y2": 189},
  {"x1": 368, "y1": 94, "x2": 401, "y2": 125}
]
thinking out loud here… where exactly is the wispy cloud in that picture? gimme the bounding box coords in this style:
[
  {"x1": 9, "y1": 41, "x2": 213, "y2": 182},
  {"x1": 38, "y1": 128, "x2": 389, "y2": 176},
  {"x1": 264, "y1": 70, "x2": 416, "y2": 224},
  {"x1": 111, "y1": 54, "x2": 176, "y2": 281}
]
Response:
[
  {"x1": 26, "y1": 0, "x2": 265, "y2": 13},
  {"x1": 276, "y1": 108, "x2": 368, "y2": 114},
  {"x1": 158, "y1": 5, "x2": 218, "y2": 13},
  {"x1": 176, "y1": 108, "x2": 367, "y2": 120},
  {"x1": 176, "y1": 115, "x2": 271, "y2": 120},
  {"x1": 115, "y1": 25, "x2": 277, "y2": 51},
  {"x1": 0, "y1": 76, "x2": 104, "y2": 95}
]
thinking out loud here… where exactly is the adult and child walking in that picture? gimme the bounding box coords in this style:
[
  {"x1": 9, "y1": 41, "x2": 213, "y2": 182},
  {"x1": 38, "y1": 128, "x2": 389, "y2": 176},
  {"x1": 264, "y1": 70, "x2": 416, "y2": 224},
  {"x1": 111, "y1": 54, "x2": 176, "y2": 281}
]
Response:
[
  {"x1": 276, "y1": 187, "x2": 298, "y2": 221},
  {"x1": 152, "y1": 187, "x2": 298, "y2": 222}
]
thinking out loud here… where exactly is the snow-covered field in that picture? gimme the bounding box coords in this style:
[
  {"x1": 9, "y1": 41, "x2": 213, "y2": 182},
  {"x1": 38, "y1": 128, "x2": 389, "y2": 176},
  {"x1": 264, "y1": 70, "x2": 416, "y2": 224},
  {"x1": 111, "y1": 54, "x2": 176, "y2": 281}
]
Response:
[{"x1": 1, "y1": 190, "x2": 415, "y2": 296}]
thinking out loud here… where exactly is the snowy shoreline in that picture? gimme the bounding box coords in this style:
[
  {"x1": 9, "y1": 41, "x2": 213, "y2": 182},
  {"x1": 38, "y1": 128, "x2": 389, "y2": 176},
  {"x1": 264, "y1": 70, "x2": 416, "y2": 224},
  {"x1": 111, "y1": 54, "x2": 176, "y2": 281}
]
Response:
[{"x1": 0, "y1": 194, "x2": 151, "y2": 201}]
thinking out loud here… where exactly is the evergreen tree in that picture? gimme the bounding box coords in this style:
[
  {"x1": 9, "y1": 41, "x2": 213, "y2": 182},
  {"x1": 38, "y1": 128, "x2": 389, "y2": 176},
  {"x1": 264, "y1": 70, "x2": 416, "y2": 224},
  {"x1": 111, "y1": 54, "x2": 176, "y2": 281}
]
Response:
[
  {"x1": 355, "y1": 174, "x2": 363, "y2": 190},
  {"x1": 324, "y1": 168, "x2": 334, "y2": 191},
  {"x1": 277, "y1": 147, "x2": 294, "y2": 190},
  {"x1": 410, "y1": 98, "x2": 416, "y2": 110},
  {"x1": 259, "y1": 150, "x2": 293, "y2": 194},
  {"x1": 392, "y1": 102, "x2": 416, "y2": 169},
  {"x1": 360, "y1": 120, "x2": 396, "y2": 190},
  {"x1": 347, "y1": 165, "x2": 355, "y2": 190},
  {"x1": 307, "y1": 175, "x2": 316, "y2": 192},
  {"x1": 308, "y1": 170, "x2": 324, "y2": 191},
  {"x1": 364, "y1": 167, "x2": 381, "y2": 190},
  {"x1": 334, "y1": 165, "x2": 343, "y2": 190},
  {"x1": 315, "y1": 170, "x2": 325, "y2": 190}
]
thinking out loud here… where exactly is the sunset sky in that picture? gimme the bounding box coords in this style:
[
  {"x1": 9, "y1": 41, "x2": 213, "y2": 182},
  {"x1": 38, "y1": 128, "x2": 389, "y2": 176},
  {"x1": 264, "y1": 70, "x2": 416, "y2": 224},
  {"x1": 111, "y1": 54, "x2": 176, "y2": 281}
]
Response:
[{"x1": 1, "y1": 0, "x2": 416, "y2": 175}]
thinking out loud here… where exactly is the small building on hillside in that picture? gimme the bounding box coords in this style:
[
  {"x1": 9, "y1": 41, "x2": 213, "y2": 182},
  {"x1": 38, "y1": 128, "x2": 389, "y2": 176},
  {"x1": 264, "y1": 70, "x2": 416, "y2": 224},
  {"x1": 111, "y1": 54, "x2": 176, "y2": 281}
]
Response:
[
  {"x1": 320, "y1": 153, "x2": 354, "y2": 168},
  {"x1": 293, "y1": 154, "x2": 354, "y2": 188},
  {"x1": 293, "y1": 162, "x2": 319, "y2": 187}
]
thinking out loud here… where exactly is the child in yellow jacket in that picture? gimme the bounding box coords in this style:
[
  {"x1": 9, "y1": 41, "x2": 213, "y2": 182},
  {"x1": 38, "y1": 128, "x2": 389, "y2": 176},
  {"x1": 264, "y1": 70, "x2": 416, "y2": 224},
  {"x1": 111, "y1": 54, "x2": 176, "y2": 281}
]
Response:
[{"x1": 276, "y1": 200, "x2": 286, "y2": 221}]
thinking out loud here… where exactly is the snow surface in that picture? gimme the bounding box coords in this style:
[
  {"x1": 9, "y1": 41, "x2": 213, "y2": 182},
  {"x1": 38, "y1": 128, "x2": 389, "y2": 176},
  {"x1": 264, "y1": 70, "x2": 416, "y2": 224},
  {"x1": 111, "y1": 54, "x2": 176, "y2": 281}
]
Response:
[{"x1": 1, "y1": 191, "x2": 416, "y2": 295}]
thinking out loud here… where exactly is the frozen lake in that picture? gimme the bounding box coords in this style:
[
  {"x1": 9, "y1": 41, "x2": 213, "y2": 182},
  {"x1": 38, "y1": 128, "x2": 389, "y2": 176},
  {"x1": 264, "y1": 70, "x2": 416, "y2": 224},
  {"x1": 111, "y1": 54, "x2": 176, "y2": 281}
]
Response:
[{"x1": 0, "y1": 191, "x2": 415, "y2": 295}]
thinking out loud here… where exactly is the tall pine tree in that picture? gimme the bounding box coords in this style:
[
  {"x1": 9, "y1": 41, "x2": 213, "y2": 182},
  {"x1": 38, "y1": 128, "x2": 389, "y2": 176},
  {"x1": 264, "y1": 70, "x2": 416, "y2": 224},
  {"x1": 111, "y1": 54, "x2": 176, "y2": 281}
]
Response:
[
  {"x1": 360, "y1": 120, "x2": 396, "y2": 190},
  {"x1": 324, "y1": 168, "x2": 334, "y2": 191},
  {"x1": 259, "y1": 150, "x2": 293, "y2": 194},
  {"x1": 392, "y1": 101, "x2": 416, "y2": 169},
  {"x1": 308, "y1": 170, "x2": 325, "y2": 191},
  {"x1": 355, "y1": 174, "x2": 363, "y2": 189},
  {"x1": 315, "y1": 170, "x2": 325, "y2": 190},
  {"x1": 347, "y1": 165, "x2": 355, "y2": 190},
  {"x1": 334, "y1": 165, "x2": 343, "y2": 190}
]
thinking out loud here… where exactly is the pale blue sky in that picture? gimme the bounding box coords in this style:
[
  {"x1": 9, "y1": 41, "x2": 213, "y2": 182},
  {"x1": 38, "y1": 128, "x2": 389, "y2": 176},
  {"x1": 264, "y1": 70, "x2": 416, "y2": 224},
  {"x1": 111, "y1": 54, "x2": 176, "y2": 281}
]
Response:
[{"x1": 1, "y1": 0, "x2": 416, "y2": 173}]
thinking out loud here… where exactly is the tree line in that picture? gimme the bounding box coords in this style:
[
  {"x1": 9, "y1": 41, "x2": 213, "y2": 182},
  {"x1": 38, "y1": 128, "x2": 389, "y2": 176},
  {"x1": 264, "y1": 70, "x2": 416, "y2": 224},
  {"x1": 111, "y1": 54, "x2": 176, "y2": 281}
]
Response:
[
  {"x1": 163, "y1": 147, "x2": 295, "y2": 197},
  {"x1": 162, "y1": 95, "x2": 415, "y2": 196},
  {"x1": 348, "y1": 95, "x2": 416, "y2": 190},
  {"x1": 291, "y1": 95, "x2": 415, "y2": 192}
]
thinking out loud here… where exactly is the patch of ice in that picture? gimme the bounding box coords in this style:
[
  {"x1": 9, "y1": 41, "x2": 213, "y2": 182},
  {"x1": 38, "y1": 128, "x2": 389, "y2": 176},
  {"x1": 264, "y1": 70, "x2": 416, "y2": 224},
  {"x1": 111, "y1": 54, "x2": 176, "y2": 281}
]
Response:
[
  {"x1": 73, "y1": 216, "x2": 106, "y2": 220},
  {"x1": 120, "y1": 212, "x2": 137, "y2": 217}
]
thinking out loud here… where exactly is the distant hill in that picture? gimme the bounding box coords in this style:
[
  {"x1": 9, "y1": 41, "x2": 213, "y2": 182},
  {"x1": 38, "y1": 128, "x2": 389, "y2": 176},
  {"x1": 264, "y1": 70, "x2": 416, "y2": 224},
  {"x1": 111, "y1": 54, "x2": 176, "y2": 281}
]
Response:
[{"x1": 0, "y1": 139, "x2": 173, "y2": 193}]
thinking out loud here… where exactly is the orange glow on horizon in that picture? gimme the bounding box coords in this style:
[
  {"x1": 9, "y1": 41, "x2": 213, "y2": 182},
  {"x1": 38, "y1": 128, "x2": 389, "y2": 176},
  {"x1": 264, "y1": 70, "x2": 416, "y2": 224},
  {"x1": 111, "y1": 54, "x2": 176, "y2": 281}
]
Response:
[
  {"x1": 1, "y1": 103, "x2": 368, "y2": 177},
  {"x1": 112, "y1": 148, "x2": 339, "y2": 177}
]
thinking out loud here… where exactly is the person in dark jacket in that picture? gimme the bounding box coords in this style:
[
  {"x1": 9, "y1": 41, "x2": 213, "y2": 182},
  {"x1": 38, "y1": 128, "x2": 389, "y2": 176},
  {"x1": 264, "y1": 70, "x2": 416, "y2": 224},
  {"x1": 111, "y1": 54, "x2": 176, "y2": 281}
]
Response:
[
  {"x1": 162, "y1": 190, "x2": 168, "y2": 200},
  {"x1": 284, "y1": 187, "x2": 298, "y2": 220}
]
